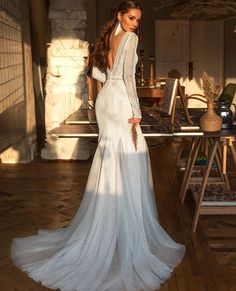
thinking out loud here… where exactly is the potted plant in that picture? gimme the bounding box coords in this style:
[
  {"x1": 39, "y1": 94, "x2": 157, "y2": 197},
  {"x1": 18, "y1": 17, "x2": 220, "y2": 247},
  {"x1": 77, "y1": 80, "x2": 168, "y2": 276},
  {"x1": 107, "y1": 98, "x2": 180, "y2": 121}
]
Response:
[{"x1": 199, "y1": 71, "x2": 222, "y2": 132}]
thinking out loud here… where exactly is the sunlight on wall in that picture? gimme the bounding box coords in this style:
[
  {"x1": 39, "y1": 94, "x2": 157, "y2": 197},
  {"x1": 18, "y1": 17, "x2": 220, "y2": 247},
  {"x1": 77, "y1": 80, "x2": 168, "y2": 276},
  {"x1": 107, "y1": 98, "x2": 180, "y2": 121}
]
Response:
[{"x1": 41, "y1": 0, "x2": 91, "y2": 160}]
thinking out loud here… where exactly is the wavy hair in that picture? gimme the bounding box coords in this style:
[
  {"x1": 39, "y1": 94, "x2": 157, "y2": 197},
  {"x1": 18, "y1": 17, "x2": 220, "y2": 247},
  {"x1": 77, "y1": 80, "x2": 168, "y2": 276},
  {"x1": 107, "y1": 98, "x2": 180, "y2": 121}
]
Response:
[{"x1": 91, "y1": 1, "x2": 142, "y2": 72}]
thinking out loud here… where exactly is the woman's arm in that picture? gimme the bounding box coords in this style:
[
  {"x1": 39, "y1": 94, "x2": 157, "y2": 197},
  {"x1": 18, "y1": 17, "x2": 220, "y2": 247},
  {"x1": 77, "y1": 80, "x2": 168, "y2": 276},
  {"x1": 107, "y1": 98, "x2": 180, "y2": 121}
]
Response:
[{"x1": 123, "y1": 33, "x2": 142, "y2": 119}]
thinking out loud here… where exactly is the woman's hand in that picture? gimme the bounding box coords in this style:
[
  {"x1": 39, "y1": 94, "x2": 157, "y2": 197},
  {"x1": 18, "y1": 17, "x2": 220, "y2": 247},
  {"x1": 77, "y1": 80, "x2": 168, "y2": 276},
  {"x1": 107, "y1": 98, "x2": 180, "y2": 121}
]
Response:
[{"x1": 128, "y1": 117, "x2": 141, "y2": 127}]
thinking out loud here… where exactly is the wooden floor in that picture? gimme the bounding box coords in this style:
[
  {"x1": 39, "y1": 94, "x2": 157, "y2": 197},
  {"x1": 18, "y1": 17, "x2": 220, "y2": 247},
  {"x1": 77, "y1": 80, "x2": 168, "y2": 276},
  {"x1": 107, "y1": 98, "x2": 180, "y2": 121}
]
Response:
[{"x1": 0, "y1": 139, "x2": 236, "y2": 291}]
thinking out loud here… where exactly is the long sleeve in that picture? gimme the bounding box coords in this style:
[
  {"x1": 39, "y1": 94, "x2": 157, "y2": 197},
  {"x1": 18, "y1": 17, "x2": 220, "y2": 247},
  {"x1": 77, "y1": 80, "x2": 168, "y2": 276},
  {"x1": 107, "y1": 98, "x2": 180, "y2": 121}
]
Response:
[{"x1": 123, "y1": 33, "x2": 142, "y2": 118}]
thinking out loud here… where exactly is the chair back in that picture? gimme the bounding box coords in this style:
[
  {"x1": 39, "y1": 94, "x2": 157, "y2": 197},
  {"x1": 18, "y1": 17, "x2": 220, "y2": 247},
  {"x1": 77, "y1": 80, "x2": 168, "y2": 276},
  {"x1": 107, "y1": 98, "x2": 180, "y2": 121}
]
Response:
[
  {"x1": 186, "y1": 83, "x2": 236, "y2": 109},
  {"x1": 160, "y1": 78, "x2": 178, "y2": 115},
  {"x1": 186, "y1": 94, "x2": 207, "y2": 108},
  {"x1": 218, "y1": 83, "x2": 236, "y2": 106}
]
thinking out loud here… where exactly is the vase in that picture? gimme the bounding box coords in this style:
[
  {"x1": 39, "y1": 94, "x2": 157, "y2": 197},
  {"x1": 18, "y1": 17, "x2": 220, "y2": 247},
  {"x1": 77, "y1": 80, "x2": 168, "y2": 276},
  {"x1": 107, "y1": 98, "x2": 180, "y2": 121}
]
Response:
[
  {"x1": 217, "y1": 100, "x2": 234, "y2": 129},
  {"x1": 200, "y1": 101, "x2": 222, "y2": 132}
]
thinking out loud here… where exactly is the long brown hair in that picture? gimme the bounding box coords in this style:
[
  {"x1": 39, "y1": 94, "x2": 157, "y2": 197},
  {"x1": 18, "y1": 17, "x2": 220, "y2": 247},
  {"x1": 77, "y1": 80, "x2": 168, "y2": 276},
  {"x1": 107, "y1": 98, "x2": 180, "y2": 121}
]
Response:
[{"x1": 91, "y1": 1, "x2": 142, "y2": 72}]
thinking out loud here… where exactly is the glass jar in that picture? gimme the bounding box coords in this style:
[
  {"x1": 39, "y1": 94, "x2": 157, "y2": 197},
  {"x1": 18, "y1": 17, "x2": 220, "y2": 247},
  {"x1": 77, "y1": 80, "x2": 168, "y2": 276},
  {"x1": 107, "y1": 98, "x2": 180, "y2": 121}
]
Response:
[{"x1": 217, "y1": 100, "x2": 233, "y2": 129}]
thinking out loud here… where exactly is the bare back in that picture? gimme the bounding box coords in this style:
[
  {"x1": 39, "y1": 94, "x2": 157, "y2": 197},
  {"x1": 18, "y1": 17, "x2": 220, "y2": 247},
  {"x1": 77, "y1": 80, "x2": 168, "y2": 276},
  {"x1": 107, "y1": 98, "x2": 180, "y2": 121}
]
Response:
[{"x1": 107, "y1": 31, "x2": 126, "y2": 71}]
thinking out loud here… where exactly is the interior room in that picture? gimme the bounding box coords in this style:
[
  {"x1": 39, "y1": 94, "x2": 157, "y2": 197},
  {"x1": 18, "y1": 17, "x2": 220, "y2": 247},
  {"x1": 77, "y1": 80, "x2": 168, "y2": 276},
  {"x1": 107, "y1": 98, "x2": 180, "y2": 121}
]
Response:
[{"x1": 0, "y1": 0, "x2": 236, "y2": 290}]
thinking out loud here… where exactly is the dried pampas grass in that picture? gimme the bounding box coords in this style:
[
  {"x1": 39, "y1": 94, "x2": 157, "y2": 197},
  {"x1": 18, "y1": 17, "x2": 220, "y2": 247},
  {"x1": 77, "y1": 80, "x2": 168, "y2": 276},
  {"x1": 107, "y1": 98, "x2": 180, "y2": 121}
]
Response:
[
  {"x1": 131, "y1": 124, "x2": 137, "y2": 150},
  {"x1": 201, "y1": 71, "x2": 222, "y2": 102}
]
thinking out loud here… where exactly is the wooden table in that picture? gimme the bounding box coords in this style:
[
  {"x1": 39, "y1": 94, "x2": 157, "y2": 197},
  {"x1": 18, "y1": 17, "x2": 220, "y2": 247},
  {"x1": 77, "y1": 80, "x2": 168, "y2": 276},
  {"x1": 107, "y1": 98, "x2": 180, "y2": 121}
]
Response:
[
  {"x1": 51, "y1": 108, "x2": 203, "y2": 138},
  {"x1": 136, "y1": 87, "x2": 163, "y2": 106},
  {"x1": 136, "y1": 87, "x2": 163, "y2": 98},
  {"x1": 136, "y1": 85, "x2": 185, "y2": 107}
]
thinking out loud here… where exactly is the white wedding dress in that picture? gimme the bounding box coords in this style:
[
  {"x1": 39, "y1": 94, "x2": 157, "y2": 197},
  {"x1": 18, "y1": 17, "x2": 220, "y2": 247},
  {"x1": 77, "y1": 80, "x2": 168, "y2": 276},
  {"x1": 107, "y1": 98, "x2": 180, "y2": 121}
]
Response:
[{"x1": 11, "y1": 32, "x2": 185, "y2": 291}]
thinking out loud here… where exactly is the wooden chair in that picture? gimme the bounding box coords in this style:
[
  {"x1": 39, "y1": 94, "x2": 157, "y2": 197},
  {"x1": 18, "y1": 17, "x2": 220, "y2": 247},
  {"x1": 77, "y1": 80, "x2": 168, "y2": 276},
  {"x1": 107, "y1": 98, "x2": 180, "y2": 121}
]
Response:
[
  {"x1": 185, "y1": 83, "x2": 236, "y2": 109},
  {"x1": 185, "y1": 94, "x2": 207, "y2": 108}
]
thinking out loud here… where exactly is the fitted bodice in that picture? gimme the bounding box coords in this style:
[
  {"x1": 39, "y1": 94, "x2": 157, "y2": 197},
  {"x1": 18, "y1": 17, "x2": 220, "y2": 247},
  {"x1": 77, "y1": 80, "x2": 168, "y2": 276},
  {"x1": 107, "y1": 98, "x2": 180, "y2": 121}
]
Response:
[{"x1": 92, "y1": 32, "x2": 141, "y2": 118}]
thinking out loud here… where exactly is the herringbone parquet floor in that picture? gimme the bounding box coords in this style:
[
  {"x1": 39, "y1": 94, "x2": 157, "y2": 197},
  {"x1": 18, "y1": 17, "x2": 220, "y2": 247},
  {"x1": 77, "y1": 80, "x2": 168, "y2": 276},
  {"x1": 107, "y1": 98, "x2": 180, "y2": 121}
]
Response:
[{"x1": 0, "y1": 139, "x2": 236, "y2": 291}]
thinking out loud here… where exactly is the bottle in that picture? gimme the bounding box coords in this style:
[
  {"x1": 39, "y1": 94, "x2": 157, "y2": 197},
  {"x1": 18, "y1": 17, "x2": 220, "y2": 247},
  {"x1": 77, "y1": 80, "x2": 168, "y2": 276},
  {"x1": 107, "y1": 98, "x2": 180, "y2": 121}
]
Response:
[{"x1": 217, "y1": 100, "x2": 233, "y2": 129}]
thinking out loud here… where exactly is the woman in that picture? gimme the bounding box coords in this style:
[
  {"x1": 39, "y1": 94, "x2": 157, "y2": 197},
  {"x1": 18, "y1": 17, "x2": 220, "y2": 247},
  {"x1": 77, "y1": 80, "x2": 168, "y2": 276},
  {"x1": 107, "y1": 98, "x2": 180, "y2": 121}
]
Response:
[{"x1": 11, "y1": 1, "x2": 185, "y2": 290}]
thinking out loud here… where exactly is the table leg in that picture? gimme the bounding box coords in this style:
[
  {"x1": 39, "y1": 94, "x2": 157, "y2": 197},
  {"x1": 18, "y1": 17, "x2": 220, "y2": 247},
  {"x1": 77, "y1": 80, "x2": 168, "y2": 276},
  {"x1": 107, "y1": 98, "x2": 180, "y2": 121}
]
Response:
[
  {"x1": 180, "y1": 138, "x2": 202, "y2": 203},
  {"x1": 215, "y1": 142, "x2": 230, "y2": 191},
  {"x1": 229, "y1": 139, "x2": 236, "y2": 165},
  {"x1": 192, "y1": 138, "x2": 219, "y2": 232}
]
